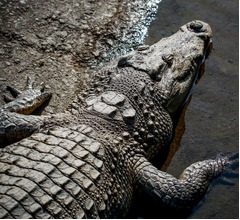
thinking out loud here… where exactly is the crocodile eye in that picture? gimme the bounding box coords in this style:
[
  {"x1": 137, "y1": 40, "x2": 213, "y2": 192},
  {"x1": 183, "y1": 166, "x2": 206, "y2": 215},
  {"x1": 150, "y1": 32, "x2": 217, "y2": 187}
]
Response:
[
  {"x1": 162, "y1": 54, "x2": 174, "y2": 66},
  {"x1": 137, "y1": 44, "x2": 150, "y2": 51},
  {"x1": 118, "y1": 57, "x2": 129, "y2": 68}
]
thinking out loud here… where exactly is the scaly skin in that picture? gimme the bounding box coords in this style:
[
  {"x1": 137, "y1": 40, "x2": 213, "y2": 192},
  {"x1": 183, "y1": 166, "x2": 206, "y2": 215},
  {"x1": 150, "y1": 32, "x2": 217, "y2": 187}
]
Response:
[
  {"x1": 0, "y1": 21, "x2": 237, "y2": 218},
  {"x1": 0, "y1": 77, "x2": 51, "y2": 146},
  {"x1": 2, "y1": 76, "x2": 51, "y2": 115}
]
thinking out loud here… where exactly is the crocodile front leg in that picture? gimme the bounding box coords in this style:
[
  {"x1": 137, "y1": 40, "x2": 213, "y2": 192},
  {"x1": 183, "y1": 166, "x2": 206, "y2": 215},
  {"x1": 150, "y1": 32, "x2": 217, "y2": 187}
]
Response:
[
  {"x1": 2, "y1": 76, "x2": 51, "y2": 114},
  {"x1": 0, "y1": 77, "x2": 52, "y2": 146},
  {"x1": 134, "y1": 154, "x2": 236, "y2": 210},
  {"x1": 0, "y1": 111, "x2": 47, "y2": 146}
]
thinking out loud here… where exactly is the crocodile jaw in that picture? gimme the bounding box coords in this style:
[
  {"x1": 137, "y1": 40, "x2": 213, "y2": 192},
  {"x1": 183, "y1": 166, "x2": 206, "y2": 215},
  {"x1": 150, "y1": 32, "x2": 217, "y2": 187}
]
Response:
[{"x1": 158, "y1": 20, "x2": 213, "y2": 114}]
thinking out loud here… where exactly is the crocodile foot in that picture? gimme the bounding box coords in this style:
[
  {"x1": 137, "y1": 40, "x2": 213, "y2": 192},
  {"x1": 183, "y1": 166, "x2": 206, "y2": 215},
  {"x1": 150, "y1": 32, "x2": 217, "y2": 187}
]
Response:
[
  {"x1": 2, "y1": 76, "x2": 52, "y2": 114},
  {"x1": 217, "y1": 152, "x2": 239, "y2": 185}
]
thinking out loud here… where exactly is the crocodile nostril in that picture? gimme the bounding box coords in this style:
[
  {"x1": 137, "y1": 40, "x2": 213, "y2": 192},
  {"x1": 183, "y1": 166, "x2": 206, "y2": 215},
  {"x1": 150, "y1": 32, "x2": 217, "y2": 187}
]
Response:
[
  {"x1": 188, "y1": 21, "x2": 206, "y2": 33},
  {"x1": 190, "y1": 21, "x2": 203, "y2": 29}
]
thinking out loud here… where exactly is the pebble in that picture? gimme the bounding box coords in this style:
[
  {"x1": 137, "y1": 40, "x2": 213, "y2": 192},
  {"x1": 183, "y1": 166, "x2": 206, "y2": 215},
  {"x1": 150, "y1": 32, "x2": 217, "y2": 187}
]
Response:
[
  {"x1": 56, "y1": 31, "x2": 68, "y2": 38},
  {"x1": 59, "y1": 18, "x2": 65, "y2": 24},
  {"x1": 93, "y1": 50, "x2": 100, "y2": 57},
  {"x1": 82, "y1": 24, "x2": 90, "y2": 30},
  {"x1": 14, "y1": 59, "x2": 20, "y2": 64},
  {"x1": 0, "y1": 49, "x2": 5, "y2": 55},
  {"x1": 20, "y1": 0, "x2": 27, "y2": 4}
]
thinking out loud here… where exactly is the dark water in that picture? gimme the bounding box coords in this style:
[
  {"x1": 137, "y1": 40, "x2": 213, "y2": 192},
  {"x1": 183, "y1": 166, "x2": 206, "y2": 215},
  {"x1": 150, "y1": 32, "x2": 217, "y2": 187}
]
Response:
[{"x1": 145, "y1": 0, "x2": 239, "y2": 218}]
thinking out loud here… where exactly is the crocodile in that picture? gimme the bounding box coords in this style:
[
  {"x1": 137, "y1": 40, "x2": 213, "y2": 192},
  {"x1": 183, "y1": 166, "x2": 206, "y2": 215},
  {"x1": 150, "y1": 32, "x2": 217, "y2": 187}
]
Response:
[{"x1": 0, "y1": 20, "x2": 237, "y2": 218}]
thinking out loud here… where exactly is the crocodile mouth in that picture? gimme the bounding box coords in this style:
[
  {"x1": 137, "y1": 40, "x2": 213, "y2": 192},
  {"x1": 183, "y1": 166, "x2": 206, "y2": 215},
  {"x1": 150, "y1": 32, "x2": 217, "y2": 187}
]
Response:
[{"x1": 196, "y1": 39, "x2": 213, "y2": 84}]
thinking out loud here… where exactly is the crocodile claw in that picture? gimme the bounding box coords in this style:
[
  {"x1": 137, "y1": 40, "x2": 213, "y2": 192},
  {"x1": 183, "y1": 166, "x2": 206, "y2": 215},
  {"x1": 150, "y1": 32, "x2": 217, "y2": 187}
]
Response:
[
  {"x1": 2, "y1": 77, "x2": 52, "y2": 114},
  {"x1": 26, "y1": 76, "x2": 33, "y2": 89},
  {"x1": 5, "y1": 85, "x2": 21, "y2": 98},
  {"x1": 3, "y1": 93, "x2": 15, "y2": 103}
]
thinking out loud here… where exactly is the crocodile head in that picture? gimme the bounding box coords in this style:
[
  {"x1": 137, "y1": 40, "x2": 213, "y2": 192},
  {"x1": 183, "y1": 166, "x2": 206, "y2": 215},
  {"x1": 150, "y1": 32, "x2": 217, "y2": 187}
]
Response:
[{"x1": 118, "y1": 20, "x2": 212, "y2": 115}]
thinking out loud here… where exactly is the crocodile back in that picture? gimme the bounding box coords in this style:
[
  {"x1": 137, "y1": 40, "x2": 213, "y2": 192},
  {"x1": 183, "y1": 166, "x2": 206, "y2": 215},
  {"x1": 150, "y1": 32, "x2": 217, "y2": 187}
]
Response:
[
  {"x1": 0, "y1": 119, "x2": 134, "y2": 218},
  {"x1": 0, "y1": 63, "x2": 174, "y2": 219}
]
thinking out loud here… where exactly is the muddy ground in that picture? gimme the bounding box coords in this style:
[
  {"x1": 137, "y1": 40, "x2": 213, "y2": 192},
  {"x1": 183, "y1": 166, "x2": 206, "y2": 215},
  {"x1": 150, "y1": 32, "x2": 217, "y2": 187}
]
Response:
[
  {"x1": 0, "y1": 0, "x2": 238, "y2": 219},
  {"x1": 0, "y1": 0, "x2": 160, "y2": 112}
]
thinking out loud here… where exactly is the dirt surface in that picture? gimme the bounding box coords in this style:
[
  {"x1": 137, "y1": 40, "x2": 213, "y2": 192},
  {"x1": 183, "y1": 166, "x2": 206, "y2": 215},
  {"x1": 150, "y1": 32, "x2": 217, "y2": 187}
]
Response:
[
  {"x1": 145, "y1": 0, "x2": 239, "y2": 218},
  {"x1": 0, "y1": 0, "x2": 238, "y2": 219},
  {"x1": 0, "y1": 0, "x2": 160, "y2": 113}
]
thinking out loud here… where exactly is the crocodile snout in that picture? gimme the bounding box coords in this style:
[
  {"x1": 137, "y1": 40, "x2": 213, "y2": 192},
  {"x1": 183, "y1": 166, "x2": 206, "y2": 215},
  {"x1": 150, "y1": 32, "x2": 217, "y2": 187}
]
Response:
[
  {"x1": 185, "y1": 20, "x2": 213, "y2": 60},
  {"x1": 186, "y1": 20, "x2": 212, "y2": 38}
]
